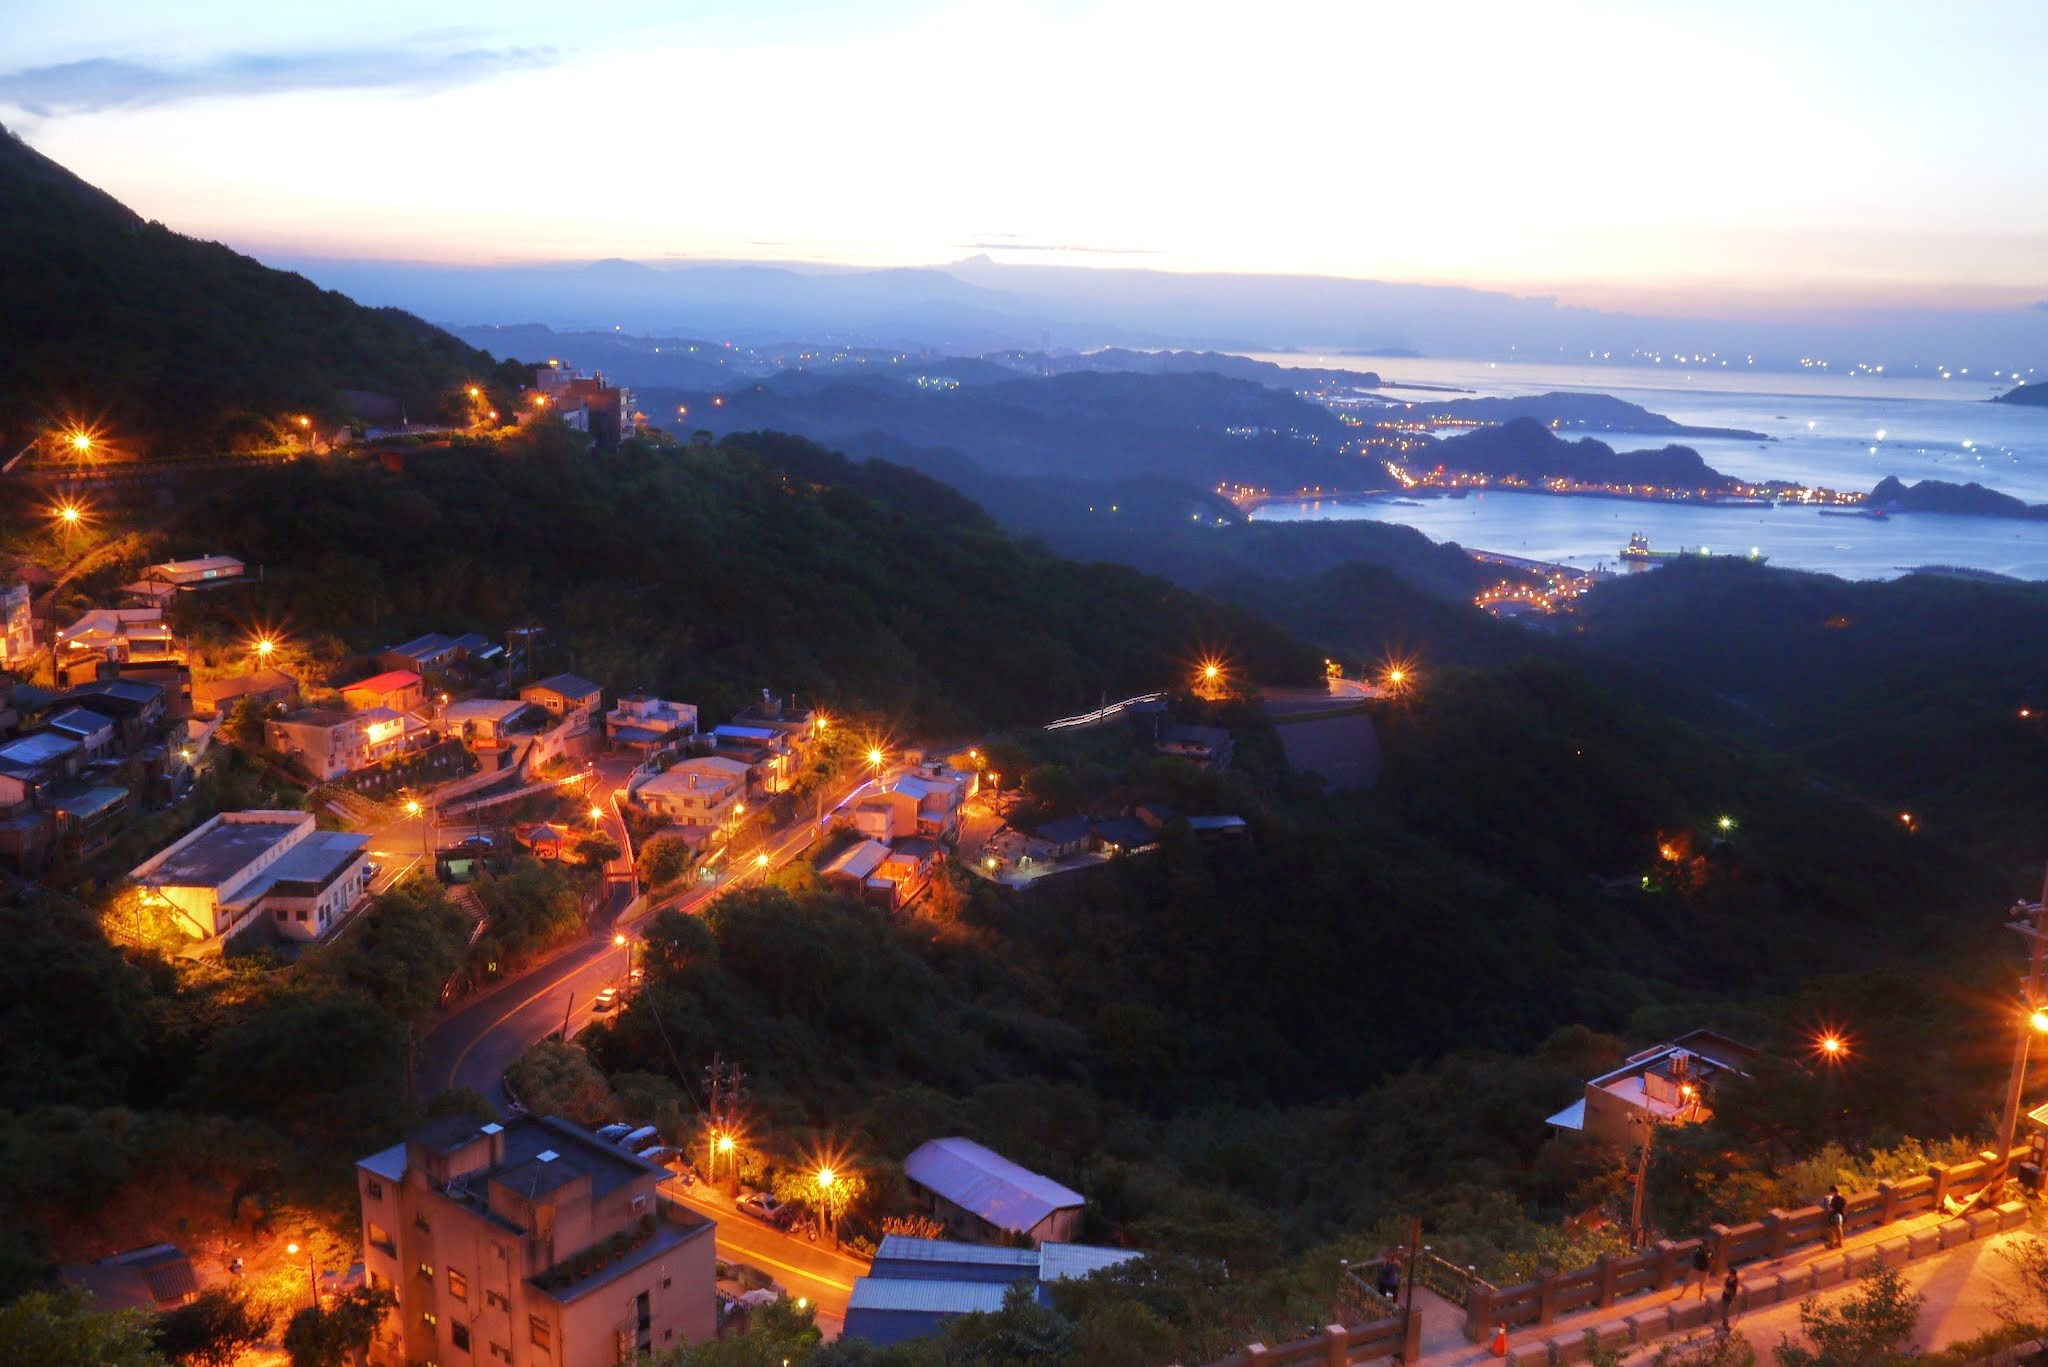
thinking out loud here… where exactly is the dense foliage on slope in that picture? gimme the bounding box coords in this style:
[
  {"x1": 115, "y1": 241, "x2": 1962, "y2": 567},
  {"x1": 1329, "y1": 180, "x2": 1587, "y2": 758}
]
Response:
[
  {"x1": 1427, "y1": 416, "x2": 1736, "y2": 490},
  {"x1": 0, "y1": 125, "x2": 502, "y2": 455},
  {"x1": 109, "y1": 425, "x2": 1321, "y2": 727},
  {"x1": 1576, "y1": 558, "x2": 2048, "y2": 869}
]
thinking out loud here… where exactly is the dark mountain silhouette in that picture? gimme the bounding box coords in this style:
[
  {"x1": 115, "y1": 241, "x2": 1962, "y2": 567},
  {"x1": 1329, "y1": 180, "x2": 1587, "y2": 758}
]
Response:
[
  {"x1": 1427, "y1": 417, "x2": 1737, "y2": 490},
  {"x1": 0, "y1": 124, "x2": 499, "y2": 455}
]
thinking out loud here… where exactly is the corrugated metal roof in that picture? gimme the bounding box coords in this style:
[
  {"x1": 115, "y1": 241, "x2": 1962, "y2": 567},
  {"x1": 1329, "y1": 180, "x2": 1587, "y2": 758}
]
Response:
[
  {"x1": 822, "y1": 839, "x2": 890, "y2": 881},
  {"x1": 902, "y1": 1139, "x2": 1083, "y2": 1235},
  {"x1": 874, "y1": 1236, "x2": 1037, "y2": 1268},
  {"x1": 359, "y1": 1143, "x2": 408, "y2": 1181},
  {"x1": 847, "y1": 1277, "x2": 1010, "y2": 1314},
  {"x1": 1039, "y1": 1242, "x2": 1142, "y2": 1281}
]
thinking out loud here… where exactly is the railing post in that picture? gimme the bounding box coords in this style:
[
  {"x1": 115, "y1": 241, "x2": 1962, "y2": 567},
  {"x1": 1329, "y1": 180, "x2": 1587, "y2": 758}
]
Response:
[
  {"x1": 1466, "y1": 1283, "x2": 1492, "y2": 1342},
  {"x1": 1597, "y1": 1253, "x2": 1619, "y2": 1307},
  {"x1": 1708, "y1": 1224, "x2": 1732, "y2": 1271},
  {"x1": 1653, "y1": 1239, "x2": 1680, "y2": 1291},
  {"x1": 1878, "y1": 1180, "x2": 1899, "y2": 1225},
  {"x1": 1930, "y1": 1163, "x2": 1952, "y2": 1209},
  {"x1": 1765, "y1": 1210, "x2": 1789, "y2": 1258},
  {"x1": 1537, "y1": 1269, "x2": 1560, "y2": 1326},
  {"x1": 1247, "y1": 1344, "x2": 1270, "y2": 1361},
  {"x1": 1403, "y1": 1307, "x2": 1423, "y2": 1361},
  {"x1": 1324, "y1": 1323, "x2": 1349, "y2": 1367}
]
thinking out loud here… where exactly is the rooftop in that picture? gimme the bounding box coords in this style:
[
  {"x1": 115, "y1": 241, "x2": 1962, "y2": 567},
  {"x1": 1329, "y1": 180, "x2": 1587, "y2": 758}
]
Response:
[
  {"x1": 148, "y1": 555, "x2": 244, "y2": 578},
  {"x1": 822, "y1": 838, "x2": 890, "y2": 881},
  {"x1": 444, "y1": 697, "x2": 528, "y2": 724},
  {"x1": 43, "y1": 707, "x2": 115, "y2": 738},
  {"x1": 0, "y1": 732, "x2": 80, "y2": 769},
  {"x1": 388, "y1": 632, "x2": 458, "y2": 658},
  {"x1": 276, "y1": 707, "x2": 357, "y2": 730},
  {"x1": 902, "y1": 1138, "x2": 1084, "y2": 1235},
  {"x1": 846, "y1": 1277, "x2": 1010, "y2": 1316},
  {"x1": 1033, "y1": 815, "x2": 1093, "y2": 845},
  {"x1": 136, "y1": 811, "x2": 308, "y2": 889},
  {"x1": 341, "y1": 669, "x2": 421, "y2": 695},
  {"x1": 530, "y1": 673, "x2": 603, "y2": 699},
  {"x1": 255, "y1": 830, "x2": 369, "y2": 897}
]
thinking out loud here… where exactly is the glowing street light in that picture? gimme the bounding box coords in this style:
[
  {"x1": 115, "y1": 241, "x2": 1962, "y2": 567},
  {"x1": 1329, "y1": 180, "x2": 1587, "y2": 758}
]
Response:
[
  {"x1": 1817, "y1": 1034, "x2": 1846, "y2": 1060},
  {"x1": 56, "y1": 502, "x2": 82, "y2": 527},
  {"x1": 1717, "y1": 815, "x2": 1736, "y2": 832},
  {"x1": 589, "y1": 805, "x2": 605, "y2": 823},
  {"x1": 468, "y1": 386, "x2": 482, "y2": 398},
  {"x1": 253, "y1": 636, "x2": 275, "y2": 659}
]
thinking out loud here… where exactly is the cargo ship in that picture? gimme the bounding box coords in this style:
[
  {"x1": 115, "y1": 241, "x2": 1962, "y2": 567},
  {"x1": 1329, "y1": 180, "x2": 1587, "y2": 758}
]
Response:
[{"x1": 1622, "y1": 532, "x2": 1767, "y2": 564}]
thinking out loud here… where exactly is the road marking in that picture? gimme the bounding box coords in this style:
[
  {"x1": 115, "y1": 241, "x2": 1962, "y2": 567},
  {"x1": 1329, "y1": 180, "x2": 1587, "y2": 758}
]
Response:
[
  {"x1": 442, "y1": 949, "x2": 597, "y2": 1089},
  {"x1": 708, "y1": 1240, "x2": 857, "y2": 1293}
]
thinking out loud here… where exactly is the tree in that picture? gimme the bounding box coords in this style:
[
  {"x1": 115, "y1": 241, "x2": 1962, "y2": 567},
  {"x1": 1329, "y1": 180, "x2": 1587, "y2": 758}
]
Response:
[
  {"x1": 640, "y1": 907, "x2": 719, "y2": 980},
  {"x1": 1773, "y1": 1265, "x2": 1922, "y2": 1367},
  {"x1": 153, "y1": 1286, "x2": 271, "y2": 1367},
  {"x1": 638, "y1": 835, "x2": 695, "y2": 888},
  {"x1": 0, "y1": 1289, "x2": 169, "y2": 1366},
  {"x1": 651, "y1": 1293, "x2": 821, "y2": 1365},
  {"x1": 280, "y1": 1284, "x2": 393, "y2": 1367},
  {"x1": 505, "y1": 1039, "x2": 618, "y2": 1125},
  {"x1": 936, "y1": 1280, "x2": 1076, "y2": 1366},
  {"x1": 574, "y1": 831, "x2": 623, "y2": 869}
]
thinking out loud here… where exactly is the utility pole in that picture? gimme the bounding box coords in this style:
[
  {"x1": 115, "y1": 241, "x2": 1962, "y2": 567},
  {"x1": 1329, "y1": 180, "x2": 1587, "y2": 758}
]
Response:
[
  {"x1": 1996, "y1": 868, "x2": 2048, "y2": 1175},
  {"x1": 1628, "y1": 1116, "x2": 1656, "y2": 1248}
]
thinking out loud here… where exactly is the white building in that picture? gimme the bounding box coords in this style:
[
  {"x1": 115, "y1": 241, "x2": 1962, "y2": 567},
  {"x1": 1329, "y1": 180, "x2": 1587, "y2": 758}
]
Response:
[
  {"x1": 129, "y1": 810, "x2": 371, "y2": 942},
  {"x1": 631, "y1": 756, "x2": 750, "y2": 827}
]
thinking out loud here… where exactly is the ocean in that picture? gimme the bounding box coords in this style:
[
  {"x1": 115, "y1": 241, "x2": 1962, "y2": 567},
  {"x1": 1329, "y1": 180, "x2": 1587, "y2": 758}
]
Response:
[{"x1": 1238, "y1": 353, "x2": 2048, "y2": 579}]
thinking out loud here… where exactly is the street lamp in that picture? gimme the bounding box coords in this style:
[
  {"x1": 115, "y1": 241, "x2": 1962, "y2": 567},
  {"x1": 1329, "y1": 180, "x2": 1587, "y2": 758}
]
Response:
[
  {"x1": 405, "y1": 798, "x2": 428, "y2": 862},
  {"x1": 285, "y1": 1241, "x2": 317, "y2": 1309},
  {"x1": 254, "y1": 636, "x2": 275, "y2": 661},
  {"x1": 1997, "y1": 1003, "x2": 2048, "y2": 1172},
  {"x1": 815, "y1": 1167, "x2": 838, "y2": 1246}
]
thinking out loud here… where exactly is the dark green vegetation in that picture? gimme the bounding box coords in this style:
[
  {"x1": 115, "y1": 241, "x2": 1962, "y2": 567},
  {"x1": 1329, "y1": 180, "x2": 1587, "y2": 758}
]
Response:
[
  {"x1": 1426, "y1": 416, "x2": 1737, "y2": 490},
  {"x1": 100, "y1": 424, "x2": 1317, "y2": 727},
  {"x1": 1574, "y1": 557, "x2": 2048, "y2": 870},
  {"x1": 0, "y1": 125, "x2": 514, "y2": 456},
  {"x1": 1394, "y1": 391, "x2": 1768, "y2": 441},
  {"x1": 1868, "y1": 475, "x2": 2048, "y2": 519}
]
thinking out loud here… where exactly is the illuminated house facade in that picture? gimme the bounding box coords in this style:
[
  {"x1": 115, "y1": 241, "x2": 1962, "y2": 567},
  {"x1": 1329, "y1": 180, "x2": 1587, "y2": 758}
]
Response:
[{"x1": 267, "y1": 706, "x2": 422, "y2": 780}]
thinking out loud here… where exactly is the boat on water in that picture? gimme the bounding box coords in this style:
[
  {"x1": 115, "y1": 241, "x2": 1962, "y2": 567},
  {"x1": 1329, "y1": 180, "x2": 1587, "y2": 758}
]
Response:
[
  {"x1": 1622, "y1": 532, "x2": 1768, "y2": 564},
  {"x1": 1817, "y1": 507, "x2": 1889, "y2": 520}
]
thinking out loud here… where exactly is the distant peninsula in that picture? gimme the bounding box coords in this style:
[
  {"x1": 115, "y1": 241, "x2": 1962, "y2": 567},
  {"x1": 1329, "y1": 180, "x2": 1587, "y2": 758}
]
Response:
[
  {"x1": 1393, "y1": 391, "x2": 1769, "y2": 441},
  {"x1": 1869, "y1": 475, "x2": 2048, "y2": 520},
  {"x1": 1427, "y1": 417, "x2": 1739, "y2": 491},
  {"x1": 1993, "y1": 381, "x2": 2048, "y2": 407}
]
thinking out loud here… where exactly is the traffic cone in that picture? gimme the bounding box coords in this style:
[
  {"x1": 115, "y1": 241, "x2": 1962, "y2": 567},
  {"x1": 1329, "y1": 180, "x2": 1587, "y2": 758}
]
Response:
[{"x1": 1491, "y1": 1323, "x2": 1508, "y2": 1358}]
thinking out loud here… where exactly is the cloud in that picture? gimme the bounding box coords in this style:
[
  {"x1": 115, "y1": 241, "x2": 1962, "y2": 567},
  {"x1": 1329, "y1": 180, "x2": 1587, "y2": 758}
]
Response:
[{"x1": 0, "y1": 44, "x2": 558, "y2": 116}]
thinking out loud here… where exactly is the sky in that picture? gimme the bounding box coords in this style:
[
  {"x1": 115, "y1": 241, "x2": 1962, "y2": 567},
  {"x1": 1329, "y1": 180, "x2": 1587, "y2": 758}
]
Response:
[{"x1": 5, "y1": 0, "x2": 2047, "y2": 320}]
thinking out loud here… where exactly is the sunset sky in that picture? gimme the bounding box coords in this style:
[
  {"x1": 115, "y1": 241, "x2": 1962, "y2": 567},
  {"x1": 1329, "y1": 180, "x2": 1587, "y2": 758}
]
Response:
[{"x1": 6, "y1": 0, "x2": 2046, "y2": 317}]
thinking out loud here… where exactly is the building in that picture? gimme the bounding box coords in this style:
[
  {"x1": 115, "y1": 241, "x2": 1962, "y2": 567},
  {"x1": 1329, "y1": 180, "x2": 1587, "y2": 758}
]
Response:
[
  {"x1": 1545, "y1": 1029, "x2": 1759, "y2": 1147},
  {"x1": 193, "y1": 667, "x2": 299, "y2": 719},
  {"x1": 0, "y1": 584, "x2": 32, "y2": 667},
  {"x1": 875, "y1": 837, "x2": 942, "y2": 907},
  {"x1": 604, "y1": 694, "x2": 698, "y2": 754},
  {"x1": 267, "y1": 707, "x2": 421, "y2": 780},
  {"x1": 128, "y1": 810, "x2": 371, "y2": 942},
  {"x1": 1029, "y1": 815, "x2": 1092, "y2": 859},
  {"x1": 631, "y1": 757, "x2": 749, "y2": 827},
  {"x1": 1157, "y1": 724, "x2": 1235, "y2": 769},
  {"x1": 901, "y1": 1138, "x2": 1086, "y2": 1246},
  {"x1": 523, "y1": 674, "x2": 604, "y2": 724},
  {"x1": 819, "y1": 837, "x2": 890, "y2": 897},
  {"x1": 888, "y1": 772, "x2": 968, "y2": 839},
  {"x1": 844, "y1": 1235, "x2": 1141, "y2": 1348},
  {"x1": 341, "y1": 669, "x2": 426, "y2": 715},
  {"x1": 1091, "y1": 816, "x2": 1157, "y2": 856},
  {"x1": 378, "y1": 633, "x2": 465, "y2": 676},
  {"x1": 356, "y1": 1113, "x2": 716, "y2": 1367},
  {"x1": 529, "y1": 365, "x2": 636, "y2": 448},
  {"x1": 120, "y1": 554, "x2": 248, "y2": 605},
  {"x1": 60, "y1": 1243, "x2": 200, "y2": 1314},
  {"x1": 40, "y1": 707, "x2": 116, "y2": 761},
  {"x1": 442, "y1": 697, "x2": 537, "y2": 751},
  {"x1": 850, "y1": 789, "x2": 919, "y2": 843},
  {"x1": 54, "y1": 608, "x2": 184, "y2": 687}
]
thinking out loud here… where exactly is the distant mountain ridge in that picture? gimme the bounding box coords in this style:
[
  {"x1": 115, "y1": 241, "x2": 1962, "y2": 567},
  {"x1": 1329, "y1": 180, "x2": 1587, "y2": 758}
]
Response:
[
  {"x1": 0, "y1": 125, "x2": 501, "y2": 455},
  {"x1": 1426, "y1": 417, "x2": 1737, "y2": 491}
]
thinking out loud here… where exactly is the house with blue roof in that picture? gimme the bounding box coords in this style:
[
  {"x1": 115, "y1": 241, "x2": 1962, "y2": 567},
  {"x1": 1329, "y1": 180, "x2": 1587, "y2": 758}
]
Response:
[{"x1": 843, "y1": 1234, "x2": 1142, "y2": 1347}]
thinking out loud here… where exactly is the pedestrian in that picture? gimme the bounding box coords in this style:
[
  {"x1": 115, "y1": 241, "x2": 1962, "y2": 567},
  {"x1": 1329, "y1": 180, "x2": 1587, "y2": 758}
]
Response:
[
  {"x1": 1825, "y1": 1185, "x2": 1847, "y2": 1248},
  {"x1": 1719, "y1": 1266, "x2": 1741, "y2": 1331},
  {"x1": 1378, "y1": 1251, "x2": 1401, "y2": 1301},
  {"x1": 1684, "y1": 1240, "x2": 1712, "y2": 1300}
]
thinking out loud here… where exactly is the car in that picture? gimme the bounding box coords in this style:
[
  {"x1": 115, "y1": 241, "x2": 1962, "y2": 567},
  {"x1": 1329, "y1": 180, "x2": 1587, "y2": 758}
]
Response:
[
  {"x1": 365, "y1": 862, "x2": 382, "y2": 880},
  {"x1": 596, "y1": 1123, "x2": 634, "y2": 1142},
  {"x1": 735, "y1": 1192, "x2": 792, "y2": 1228},
  {"x1": 629, "y1": 965, "x2": 644, "y2": 985},
  {"x1": 593, "y1": 987, "x2": 619, "y2": 1012},
  {"x1": 458, "y1": 833, "x2": 495, "y2": 849}
]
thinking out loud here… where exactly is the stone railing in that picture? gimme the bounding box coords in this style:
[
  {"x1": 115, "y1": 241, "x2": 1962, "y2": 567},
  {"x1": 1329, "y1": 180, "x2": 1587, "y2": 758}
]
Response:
[
  {"x1": 1203, "y1": 1311, "x2": 1420, "y2": 1367},
  {"x1": 1466, "y1": 1155, "x2": 2008, "y2": 1342}
]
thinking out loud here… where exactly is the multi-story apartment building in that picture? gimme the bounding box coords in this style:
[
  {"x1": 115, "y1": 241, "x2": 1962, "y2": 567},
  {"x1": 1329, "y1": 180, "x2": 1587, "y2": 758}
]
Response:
[
  {"x1": 266, "y1": 706, "x2": 421, "y2": 780},
  {"x1": 357, "y1": 1115, "x2": 716, "y2": 1367},
  {"x1": 0, "y1": 584, "x2": 33, "y2": 668}
]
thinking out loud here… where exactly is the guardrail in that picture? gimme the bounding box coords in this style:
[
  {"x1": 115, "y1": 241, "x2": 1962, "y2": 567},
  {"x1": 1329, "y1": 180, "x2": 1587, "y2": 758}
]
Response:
[
  {"x1": 1043, "y1": 692, "x2": 1166, "y2": 732},
  {"x1": 1464, "y1": 1154, "x2": 2007, "y2": 1341},
  {"x1": 1203, "y1": 1311, "x2": 1419, "y2": 1367}
]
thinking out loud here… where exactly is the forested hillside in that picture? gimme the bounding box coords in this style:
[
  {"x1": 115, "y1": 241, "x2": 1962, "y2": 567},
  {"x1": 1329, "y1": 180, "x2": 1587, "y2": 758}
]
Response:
[{"x1": 0, "y1": 125, "x2": 504, "y2": 455}]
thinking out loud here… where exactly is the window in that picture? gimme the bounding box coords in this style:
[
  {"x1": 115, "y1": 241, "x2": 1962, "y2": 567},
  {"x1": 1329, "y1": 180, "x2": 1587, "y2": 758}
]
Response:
[
  {"x1": 365, "y1": 1179, "x2": 383, "y2": 1201},
  {"x1": 423, "y1": 1311, "x2": 439, "y2": 1328},
  {"x1": 418, "y1": 1262, "x2": 435, "y2": 1282},
  {"x1": 416, "y1": 1214, "x2": 433, "y2": 1234},
  {"x1": 448, "y1": 1267, "x2": 467, "y2": 1301},
  {"x1": 529, "y1": 1315, "x2": 551, "y2": 1351},
  {"x1": 489, "y1": 1343, "x2": 510, "y2": 1362},
  {"x1": 484, "y1": 1290, "x2": 507, "y2": 1311},
  {"x1": 367, "y1": 1222, "x2": 394, "y2": 1255},
  {"x1": 451, "y1": 1323, "x2": 471, "y2": 1352}
]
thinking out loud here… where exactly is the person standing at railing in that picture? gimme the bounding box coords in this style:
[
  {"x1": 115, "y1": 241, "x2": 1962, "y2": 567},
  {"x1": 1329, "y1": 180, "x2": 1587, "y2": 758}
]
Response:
[
  {"x1": 1719, "y1": 1266, "x2": 1742, "y2": 1332},
  {"x1": 1825, "y1": 1185, "x2": 1847, "y2": 1247},
  {"x1": 1682, "y1": 1241, "x2": 1712, "y2": 1300},
  {"x1": 1377, "y1": 1251, "x2": 1401, "y2": 1301}
]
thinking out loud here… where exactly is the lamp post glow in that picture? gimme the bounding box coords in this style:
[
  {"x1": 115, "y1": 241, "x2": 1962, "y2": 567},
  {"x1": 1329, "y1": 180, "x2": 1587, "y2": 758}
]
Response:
[
  {"x1": 285, "y1": 1241, "x2": 317, "y2": 1308},
  {"x1": 254, "y1": 636, "x2": 275, "y2": 660},
  {"x1": 405, "y1": 798, "x2": 427, "y2": 862}
]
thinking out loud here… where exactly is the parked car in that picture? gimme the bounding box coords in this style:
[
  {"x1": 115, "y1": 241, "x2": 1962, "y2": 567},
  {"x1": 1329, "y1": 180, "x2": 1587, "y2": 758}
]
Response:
[
  {"x1": 593, "y1": 987, "x2": 619, "y2": 1012},
  {"x1": 736, "y1": 1192, "x2": 793, "y2": 1228},
  {"x1": 596, "y1": 1123, "x2": 634, "y2": 1142},
  {"x1": 617, "y1": 1125, "x2": 659, "y2": 1150}
]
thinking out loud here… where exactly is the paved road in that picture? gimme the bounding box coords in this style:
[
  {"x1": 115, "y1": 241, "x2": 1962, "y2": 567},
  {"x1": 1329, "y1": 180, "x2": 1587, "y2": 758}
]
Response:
[
  {"x1": 662, "y1": 1178, "x2": 865, "y2": 1339},
  {"x1": 416, "y1": 765, "x2": 887, "y2": 1105}
]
